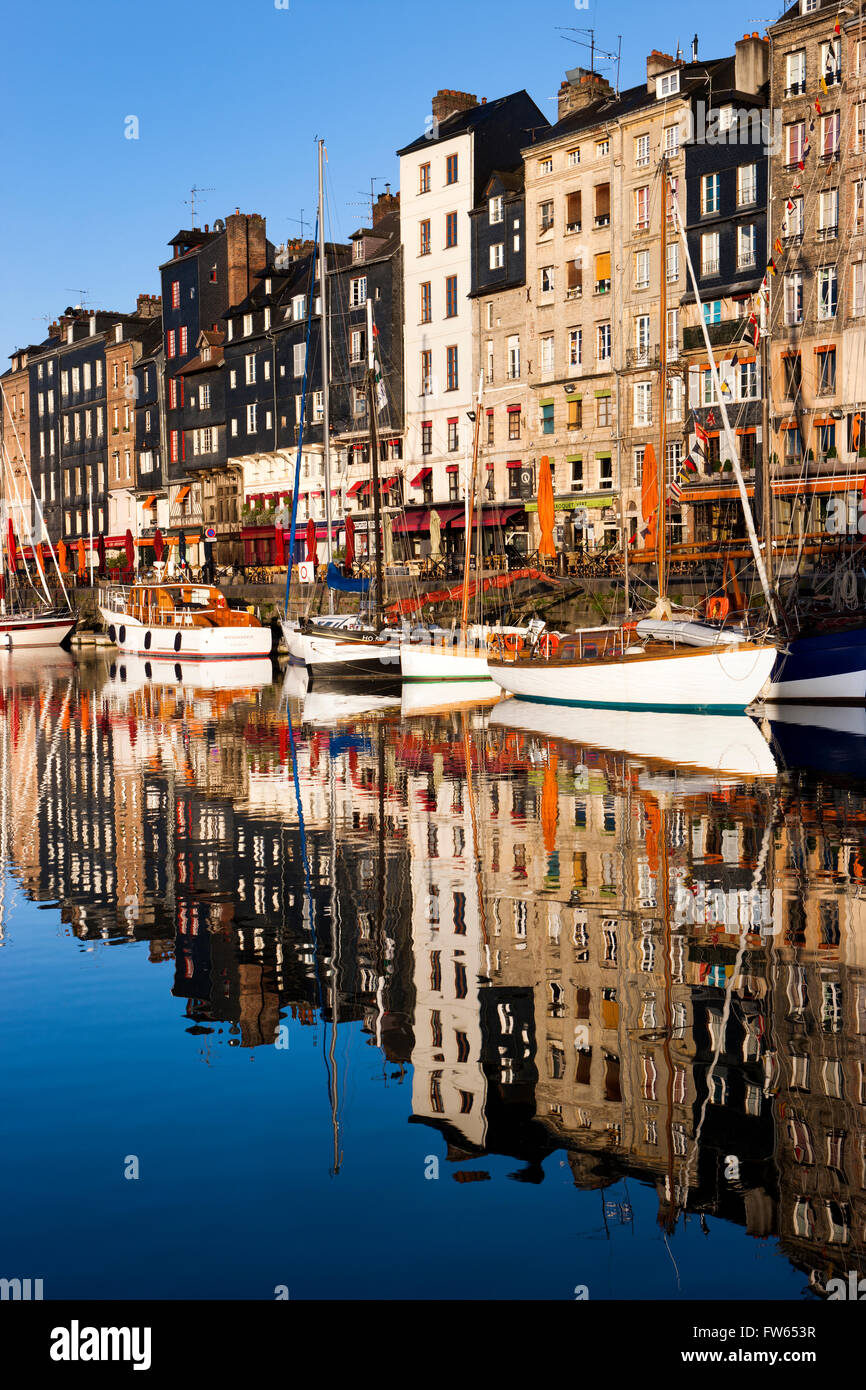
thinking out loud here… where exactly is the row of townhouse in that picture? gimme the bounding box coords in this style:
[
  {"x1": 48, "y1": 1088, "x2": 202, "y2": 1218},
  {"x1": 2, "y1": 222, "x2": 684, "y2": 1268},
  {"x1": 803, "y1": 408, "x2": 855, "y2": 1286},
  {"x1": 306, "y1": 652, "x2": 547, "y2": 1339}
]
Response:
[{"x1": 4, "y1": 1, "x2": 866, "y2": 570}]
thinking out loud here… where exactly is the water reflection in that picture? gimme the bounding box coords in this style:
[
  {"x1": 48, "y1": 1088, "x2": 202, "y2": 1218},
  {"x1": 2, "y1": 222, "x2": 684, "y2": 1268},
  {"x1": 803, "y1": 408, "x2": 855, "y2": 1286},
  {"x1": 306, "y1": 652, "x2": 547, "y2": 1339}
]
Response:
[{"x1": 1, "y1": 652, "x2": 865, "y2": 1298}]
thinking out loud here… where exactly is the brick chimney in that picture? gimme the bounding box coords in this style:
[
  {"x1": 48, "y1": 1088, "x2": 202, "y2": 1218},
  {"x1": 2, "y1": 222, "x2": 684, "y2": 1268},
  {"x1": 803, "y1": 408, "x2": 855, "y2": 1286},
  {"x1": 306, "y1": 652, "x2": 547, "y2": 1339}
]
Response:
[
  {"x1": 558, "y1": 67, "x2": 613, "y2": 120},
  {"x1": 734, "y1": 32, "x2": 769, "y2": 96},
  {"x1": 647, "y1": 50, "x2": 678, "y2": 93},
  {"x1": 373, "y1": 188, "x2": 399, "y2": 225},
  {"x1": 431, "y1": 88, "x2": 478, "y2": 124},
  {"x1": 136, "y1": 293, "x2": 162, "y2": 319},
  {"x1": 225, "y1": 212, "x2": 268, "y2": 309}
]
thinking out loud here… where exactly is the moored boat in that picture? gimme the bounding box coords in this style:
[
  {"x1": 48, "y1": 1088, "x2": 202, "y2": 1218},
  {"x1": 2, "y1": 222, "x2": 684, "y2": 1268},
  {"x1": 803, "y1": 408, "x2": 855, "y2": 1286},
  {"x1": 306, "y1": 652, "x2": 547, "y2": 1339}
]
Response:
[
  {"x1": 0, "y1": 610, "x2": 76, "y2": 649},
  {"x1": 99, "y1": 581, "x2": 273, "y2": 660}
]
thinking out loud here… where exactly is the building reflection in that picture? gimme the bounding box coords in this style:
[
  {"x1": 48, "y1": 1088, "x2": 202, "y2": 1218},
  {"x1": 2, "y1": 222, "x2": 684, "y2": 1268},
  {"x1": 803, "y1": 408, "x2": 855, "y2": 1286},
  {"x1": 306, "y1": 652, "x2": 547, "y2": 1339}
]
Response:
[{"x1": 0, "y1": 653, "x2": 864, "y2": 1288}]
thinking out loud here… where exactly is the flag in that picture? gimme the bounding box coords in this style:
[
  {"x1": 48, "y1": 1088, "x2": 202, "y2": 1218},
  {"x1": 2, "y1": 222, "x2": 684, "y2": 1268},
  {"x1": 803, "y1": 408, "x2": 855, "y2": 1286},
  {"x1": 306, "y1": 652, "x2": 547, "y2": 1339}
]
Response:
[
  {"x1": 683, "y1": 456, "x2": 698, "y2": 473},
  {"x1": 374, "y1": 358, "x2": 387, "y2": 413},
  {"x1": 815, "y1": 98, "x2": 822, "y2": 115},
  {"x1": 820, "y1": 75, "x2": 828, "y2": 94},
  {"x1": 721, "y1": 380, "x2": 731, "y2": 394},
  {"x1": 731, "y1": 351, "x2": 740, "y2": 369},
  {"x1": 669, "y1": 479, "x2": 682, "y2": 502},
  {"x1": 706, "y1": 411, "x2": 716, "y2": 427},
  {"x1": 767, "y1": 259, "x2": 777, "y2": 276},
  {"x1": 774, "y1": 236, "x2": 783, "y2": 255},
  {"x1": 834, "y1": 17, "x2": 841, "y2": 34},
  {"x1": 786, "y1": 198, "x2": 794, "y2": 212}
]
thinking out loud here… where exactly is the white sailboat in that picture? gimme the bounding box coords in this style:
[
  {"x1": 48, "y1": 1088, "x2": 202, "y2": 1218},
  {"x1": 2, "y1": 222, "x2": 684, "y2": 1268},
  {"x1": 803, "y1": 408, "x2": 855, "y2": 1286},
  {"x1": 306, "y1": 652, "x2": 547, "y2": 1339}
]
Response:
[
  {"x1": 281, "y1": 152, "x2": 401, "y2": 688},
  {"x1": 489, "y1": 159, "x2": 778, "y2": 714}
]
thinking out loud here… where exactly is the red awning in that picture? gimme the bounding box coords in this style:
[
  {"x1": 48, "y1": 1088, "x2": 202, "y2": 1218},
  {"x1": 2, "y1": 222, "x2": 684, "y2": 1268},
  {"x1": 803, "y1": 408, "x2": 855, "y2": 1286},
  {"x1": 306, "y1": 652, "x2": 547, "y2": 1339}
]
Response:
[
  {"x1": 393, "y1": 505, "x2": 463, "y2": 535},
  {"x1": 448, "y1": 506, "x2": 524, "y2": 530},
  {"x1": 346, "y1": 479, "x2": 368, "y2": 498},
  {"x1": 411, "y1": 467, "x2": 432, "y2": 486},
  {"x1": 506, "y1": 460, "x2": 523, "y2": 469},
  {"x1": 446, "y1": 464, "x2": 459, "y2": 473},
  {"x1": 380, "y1": 476, "x2": 398, "y2": 492}
]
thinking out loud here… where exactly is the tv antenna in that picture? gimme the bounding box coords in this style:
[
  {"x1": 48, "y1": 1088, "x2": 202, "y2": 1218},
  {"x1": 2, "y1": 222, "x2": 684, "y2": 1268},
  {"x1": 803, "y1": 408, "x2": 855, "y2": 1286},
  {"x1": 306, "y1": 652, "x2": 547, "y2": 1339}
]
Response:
[
  {"x1": 63, "y1": 288, "x2": 91, "y2": 310},
  {"x1": 556, "y1": 27, "x2": 622, "y2": 96},
  {"x1": 287, "y1": 212, "x2": 311, "y2": 241},
  {"x1": 349, "y1": 178, "x2": 388, "y2": 225},
  {"x1": 186, "y1": 185, "x2": 214, "y2": 228}
]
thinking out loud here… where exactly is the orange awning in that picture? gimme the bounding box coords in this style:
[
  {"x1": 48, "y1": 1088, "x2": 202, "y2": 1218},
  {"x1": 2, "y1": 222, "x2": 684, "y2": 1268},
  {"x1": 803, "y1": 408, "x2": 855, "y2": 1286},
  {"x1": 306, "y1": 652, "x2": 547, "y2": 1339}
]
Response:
[
  {"x1": 175, "y1": 485, "x2": 190, "y2": 506},
  {"x1": 773, "y1": 476, "x2": 866, "y2": 496},
  {"x1": 142, "y1": 494, "x2": 156, "y2": 509}
]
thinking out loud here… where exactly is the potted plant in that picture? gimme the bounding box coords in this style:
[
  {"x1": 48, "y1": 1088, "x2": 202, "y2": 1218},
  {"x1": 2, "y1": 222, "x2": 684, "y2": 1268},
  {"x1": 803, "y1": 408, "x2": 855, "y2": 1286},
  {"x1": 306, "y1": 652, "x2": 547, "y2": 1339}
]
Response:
[{"x1": 827, "y1": 445, "x2": 838, "y2": 459}]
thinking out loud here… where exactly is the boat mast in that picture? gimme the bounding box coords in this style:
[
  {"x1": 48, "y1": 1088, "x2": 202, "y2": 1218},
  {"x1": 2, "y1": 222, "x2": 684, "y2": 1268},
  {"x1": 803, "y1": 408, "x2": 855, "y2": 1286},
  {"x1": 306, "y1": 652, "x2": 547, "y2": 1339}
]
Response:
[
  {"x1": 366, "y1": 297, "x2": 385, "y2": 626},
  {"x1": 461, "y1": 374, "x2": 484, "y2": 632},
  {"x1": 317, "y1": 139, "x2": 334, "y2": 614},
  {"x1": 759, "y1": 286, "x2": 774, "y2": 591},
  {"x1": 668, "y1": 177, "x2": 779, "y2": 627},
  {"x1": 658, "y1": 157, "x2": 669, "y2": 607}
]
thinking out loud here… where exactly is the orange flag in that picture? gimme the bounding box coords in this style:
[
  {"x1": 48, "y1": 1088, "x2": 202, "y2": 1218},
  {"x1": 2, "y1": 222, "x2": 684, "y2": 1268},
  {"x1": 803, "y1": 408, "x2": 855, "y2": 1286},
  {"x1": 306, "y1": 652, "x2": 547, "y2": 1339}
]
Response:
[
  {"x1": 536, "y1": 455, "x2": 556, "y2": 559},
  {"x1": 641, "y1": 442, "x2": 659, "y2": 552}
]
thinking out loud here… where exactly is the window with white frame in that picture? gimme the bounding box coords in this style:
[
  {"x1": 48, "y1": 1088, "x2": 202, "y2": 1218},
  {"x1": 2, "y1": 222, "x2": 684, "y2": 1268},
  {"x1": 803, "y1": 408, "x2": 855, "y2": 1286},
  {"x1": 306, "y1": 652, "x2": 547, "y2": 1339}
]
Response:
[
  {"x1": 293, "y1": 343, "x2": 305, "y2": 377},
  {"x1": 667, "y1": 375, "x2": 684, "y2": 421},
  {"x1": 245, "y1": 353, "x2": 256, "y2": 385},
  {"x1": 666, "y1": 242, "x2": 679, "y2": 283},
  {"x1": 786, "y1": 194, "x2": 805, "y2": 238},
  {"x1": 597, "y1": 323, "x2": 611, "y2": 362},
  {"x1": 634, "y1": 381, "x2": 652, "y2": 426},
  {"x1": 634, "y1": 185, "x2": 649, "y2": 229},
  {"x1": 819, "y1": 187, "x2": 839, "y2": 235},
  {"x1": 666, "y1": 307, "x2": 678, "y2": 361},
  {"x1": 701, "y1": 172, "x2": 720, "y2": 215},
  {"x1": 540, "y1": 265, "x2": 555, "y2": 294},
  {"x1": 567, "y1": 148, "x2": 580, "y2": 166},
  {"x1": 538, "y1": 156, "x2": 553, "y2": 175},
  {"x1": 656, "y1": 71, "x2": 680, "y2": 98},
  {"x1": 663, "y1": 123, "x2": 680, "y2": 156},
  {"x1": 784, "y1": 272, "x2": 803, "y2": 324},
  {"x1": 350, "y1": 277, "x2": 367, "y2": 307},
  {"x1": 785, "y1": 121, "x2": 806, "y2": 165},
  {"x1": 540, "y1": 335, "x2": 555, "y2": 376},
  {"x1": 701, "y1": 231, "x2": 720, "y2": 276},
  {"x1": 818, "y1": 266, "x2": 838, "y2": 319},
  {"x1": 246, "y1": 403, "x2": 258, "y2": 433},
  {"x1": 737, "y1": 224, "x2": 756, "y2": 268},
  {"x1": 737, "y1": 164, "x2": 757, "y2": 206},
  {"x1": 490, "y1": 242, "x2": 504, "y2": 270},
  {"x1": 634, "y1": 134, "x2": 650, "y2": 167},
  {"x1": 568, "y1": 328, "x2": 582, "y2": 367},
  {"x1": 350, "y1": 328, "x2": 366, "y2": 363},
  {"x1": 489, "y1": 195, "x2": 504, "y2": 224},
  {"x1": 786, "y1": 49, "x2": 806, "y2": 95},
  {"x1": 292, "y1": 295, "x2": 305, "y2": 321},
  {"x1": 634, "y1": 314, "x2": 650, "y2": 363},
  {"x1": 821, "y1": 39, "x2": 841, "y2": 86},
  {"x1": 634, "y1": 249, "x2": 650, "y2": 290},
  {"x1": 596, "y1": 138, "x2": 609, "y2": 157},
  {"x1": 507, "y1": 335, "x2": 520, "y2": 379},
  {"x1": 243, "y1": 314, "x2": 253, "y2": 336}
]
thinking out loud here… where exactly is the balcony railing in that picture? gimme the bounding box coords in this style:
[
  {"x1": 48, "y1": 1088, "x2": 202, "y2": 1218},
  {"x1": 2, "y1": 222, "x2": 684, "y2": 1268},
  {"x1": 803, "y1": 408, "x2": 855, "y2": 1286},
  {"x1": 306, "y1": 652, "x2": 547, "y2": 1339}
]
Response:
[
  {"x1": 566, "y1": 221, "x2": 581, "y2": 234},
  {"x1": 682, "y1": 320, "x2": 743, "y2": 350},
  {"x1": 702, "y1": 258, "x2": 720, "y2": 276},
  {"x1": 782, "y1": 232, "x2": 804, "y2": 247},
  {"x1": 784, "y1": 81, "x2": 806, "y2": 97},
  {"x1": 626, "y1": 345, "x2": 660, "y2": 368},
  {"x1": 595, "y1": 279, "x2": 611, "y2": 295},
  {"x1": 594, "y1": 213, "x2": 610, "y2": 227},
  {"x1": 566, "y1": 285, "x2": 582, "y2": 300},
  {"x1": 817, "y1": 224, "x2": 839, "y2": 240}
]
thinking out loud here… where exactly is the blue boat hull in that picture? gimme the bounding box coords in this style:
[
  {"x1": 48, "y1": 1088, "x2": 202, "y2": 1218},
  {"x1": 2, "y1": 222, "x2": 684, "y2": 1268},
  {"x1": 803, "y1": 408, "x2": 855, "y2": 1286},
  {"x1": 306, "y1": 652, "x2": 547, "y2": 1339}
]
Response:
[{"x1": 766, "y1": 625, "x2": 866, "y2": 703}]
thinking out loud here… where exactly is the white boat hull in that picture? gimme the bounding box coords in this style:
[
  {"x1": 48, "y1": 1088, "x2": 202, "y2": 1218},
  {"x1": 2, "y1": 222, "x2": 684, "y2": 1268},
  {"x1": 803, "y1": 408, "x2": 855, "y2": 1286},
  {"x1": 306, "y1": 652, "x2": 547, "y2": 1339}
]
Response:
[
  {"x1": 490, "y1": 700, "x2": 777, "y2": 779},
  {"x1": 489, "y1": 644, "x2": 777, "y2": 712},
  {"x1": 281, "y1": 621, "x2": 401, "y2": 685},
  {"x1": 401, "y1": 679, "x2": 502, "y2": 717},
  {"x1": 0, "y1": 614, "x2": 76, "y2": 649},
  {"x1": 100, "y1": 608, "x2": 272, "y2": 660},
  {"x1": 400, "y1": 643, "x2": 495, "y2": 685}
]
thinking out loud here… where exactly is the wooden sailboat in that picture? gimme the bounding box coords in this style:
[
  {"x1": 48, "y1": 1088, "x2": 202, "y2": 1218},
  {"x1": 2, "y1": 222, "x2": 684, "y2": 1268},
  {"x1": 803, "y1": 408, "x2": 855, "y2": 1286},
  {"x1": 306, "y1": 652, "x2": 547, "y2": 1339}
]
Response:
[{"x1": 489, "y1": 159, "x2": 778, "y2": 713}]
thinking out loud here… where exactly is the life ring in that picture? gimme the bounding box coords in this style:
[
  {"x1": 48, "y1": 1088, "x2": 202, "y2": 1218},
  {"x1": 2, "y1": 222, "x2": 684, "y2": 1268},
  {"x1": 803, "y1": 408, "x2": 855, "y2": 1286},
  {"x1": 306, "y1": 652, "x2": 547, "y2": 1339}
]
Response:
[
  {"x1": 706, "y1": 596, "x2": 730, "y2": 622},
  {"x1": 539, "y1": 632, "x2": 561, "y2": 658},
  {"x1": 503, "y1": 633, "x2": 524, "y2": 656}
]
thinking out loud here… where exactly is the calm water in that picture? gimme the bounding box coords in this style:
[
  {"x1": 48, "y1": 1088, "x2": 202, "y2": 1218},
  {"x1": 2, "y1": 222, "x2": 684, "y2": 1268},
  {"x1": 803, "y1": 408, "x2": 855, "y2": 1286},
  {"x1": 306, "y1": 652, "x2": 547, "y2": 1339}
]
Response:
[{"x1": 1, "y1": 650, "x2": 865, "y2": 1301}]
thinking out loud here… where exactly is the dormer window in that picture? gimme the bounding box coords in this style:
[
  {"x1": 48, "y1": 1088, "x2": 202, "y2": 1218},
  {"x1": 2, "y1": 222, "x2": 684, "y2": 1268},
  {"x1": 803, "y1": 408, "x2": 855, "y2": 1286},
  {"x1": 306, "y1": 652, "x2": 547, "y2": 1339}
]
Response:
[
  {"x1": 718, "y1": 105, "x2": 734, "y2": 133},
  {"x1": 265, "y1": 277, "x2": 272, "y2": 295},
  {"x1": 115, "y1": 324, "x2": 123, "y2": 343},
  {"x1": 353, "y1": 238, "x2": 365, "y2": 262},
  {"x1": 800, "y1": 0, "x2": 818, "y2": 12},
  {"x1": 243, "y1": 313, "x2": 253, "y2": 335},
  {"x1": 202, "y1": 345, "x2": 211, "y2": 362},
  {"x1": 656, "y1": 70, "x2": 680, "y2": 98}
]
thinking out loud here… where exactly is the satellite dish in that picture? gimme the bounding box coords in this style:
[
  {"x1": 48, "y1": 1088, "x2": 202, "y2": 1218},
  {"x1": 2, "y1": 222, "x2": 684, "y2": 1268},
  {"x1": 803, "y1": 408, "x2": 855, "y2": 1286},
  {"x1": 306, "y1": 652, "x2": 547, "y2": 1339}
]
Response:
[{"x1": 212, "y1": 218, "x2": 225, "y2": 232}]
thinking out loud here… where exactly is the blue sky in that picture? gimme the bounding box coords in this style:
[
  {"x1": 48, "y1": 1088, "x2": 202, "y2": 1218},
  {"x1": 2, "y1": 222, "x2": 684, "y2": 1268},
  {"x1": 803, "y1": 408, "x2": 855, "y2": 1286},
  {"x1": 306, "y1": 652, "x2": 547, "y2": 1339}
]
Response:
[{"x1": 1, "y1": 0, "x2": 782, "y2": 361}]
